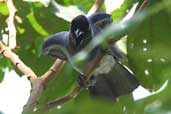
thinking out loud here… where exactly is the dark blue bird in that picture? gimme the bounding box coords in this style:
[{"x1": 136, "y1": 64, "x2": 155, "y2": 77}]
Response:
[{"x1": 41, "y1": 12, "x2": 139, "y2": 100}]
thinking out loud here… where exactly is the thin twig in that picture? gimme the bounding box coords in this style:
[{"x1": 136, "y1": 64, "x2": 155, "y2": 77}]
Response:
[
  {"x1": 48, "y1": 87, "x2": 81, "y2": 107},
  {"x1": 87, "y1": 0, "x2": 105, "y2": 16},
  {"x1": 5, "y1": 0, "x2": 17, "y2": 49}
]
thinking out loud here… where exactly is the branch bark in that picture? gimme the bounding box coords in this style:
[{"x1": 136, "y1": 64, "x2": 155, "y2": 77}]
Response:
[
  {"x1": 48, "y1": 87, "x2": 81, "y2": 108},
  {"x1": 5, "y1": 0, "x2": 17, "y2": 49},
  {"x1": 41, "y1": 59, "x2": 66, "y2": 84}
]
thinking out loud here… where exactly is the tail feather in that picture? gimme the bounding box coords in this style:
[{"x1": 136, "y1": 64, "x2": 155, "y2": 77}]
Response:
[{"x1": 89, "y1": 61, "x2": 139, "y2": 100}]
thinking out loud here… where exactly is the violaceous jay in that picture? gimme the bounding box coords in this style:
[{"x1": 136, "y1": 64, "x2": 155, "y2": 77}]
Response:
[{"x1": 41, "y1": 12, "x2": 139, "y2": 100}]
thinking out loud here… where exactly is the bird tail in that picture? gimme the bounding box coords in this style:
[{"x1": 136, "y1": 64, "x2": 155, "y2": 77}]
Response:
[{"x1": 89, "y1": 61, "x2": 139, "y2": 100}]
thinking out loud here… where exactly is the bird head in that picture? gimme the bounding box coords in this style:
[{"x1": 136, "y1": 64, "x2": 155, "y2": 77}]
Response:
[{"x1": 69, "y1": 15, "x2": 92, "y2": 51}]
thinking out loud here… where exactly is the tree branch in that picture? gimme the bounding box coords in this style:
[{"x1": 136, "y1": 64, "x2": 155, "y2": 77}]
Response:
[
  {"x1": 23, "y1": 77, "x2": 45, "y2": 112},
  {"x1": 0, "y1": 42, "x2": 37, "y2": 79},
  {"x1": 87, "y1": 0, "x2": 104, "y2": 16},
  {"x1": 48, "y1": 86, "x2": 81, "y2": 108},
  {"x1": 0, "y1": 42, "x2": 42, "y2": 112},
  {"x1": 41, "y1": 59, "x2": 66, "y2": 84},
  {"x1": 5, "y1": 0, "x2": 17, "y2": 49}
]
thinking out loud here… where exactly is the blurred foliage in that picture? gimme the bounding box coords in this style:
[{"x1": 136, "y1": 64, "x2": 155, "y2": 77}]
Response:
[
  {"x1": 0, "y1": 0, "x2": 171, "y2": 114},
  {"x1": 0, "y1": 3, "x2": 8, "y2": 16},
  {"x1": 127, "y1": 0, "x2": 171, "y2": 91}
]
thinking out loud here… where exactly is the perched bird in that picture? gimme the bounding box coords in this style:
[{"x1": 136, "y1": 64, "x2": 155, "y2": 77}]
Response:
[{"x1": 42, "y1": 12, "x2": 139, "y2": 100}]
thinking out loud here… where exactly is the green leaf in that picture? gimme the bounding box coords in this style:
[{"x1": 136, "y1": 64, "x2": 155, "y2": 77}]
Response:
[
  {"x1": 127, "y1": 0, "x2": 171, "y2": 91},
  {"x1": 26, "y1": 12, "x2": 49, "y2": 36}
]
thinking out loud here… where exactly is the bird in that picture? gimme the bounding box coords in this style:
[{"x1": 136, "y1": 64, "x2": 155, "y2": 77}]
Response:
[{"x1": 41, "y1": 12, "x2": 139, "y2": 100}]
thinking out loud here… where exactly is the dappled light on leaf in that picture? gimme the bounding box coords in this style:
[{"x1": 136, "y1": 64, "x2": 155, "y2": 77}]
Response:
[{"x1": 127, "y1": 1, "x2": 171, "y2": 90}]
